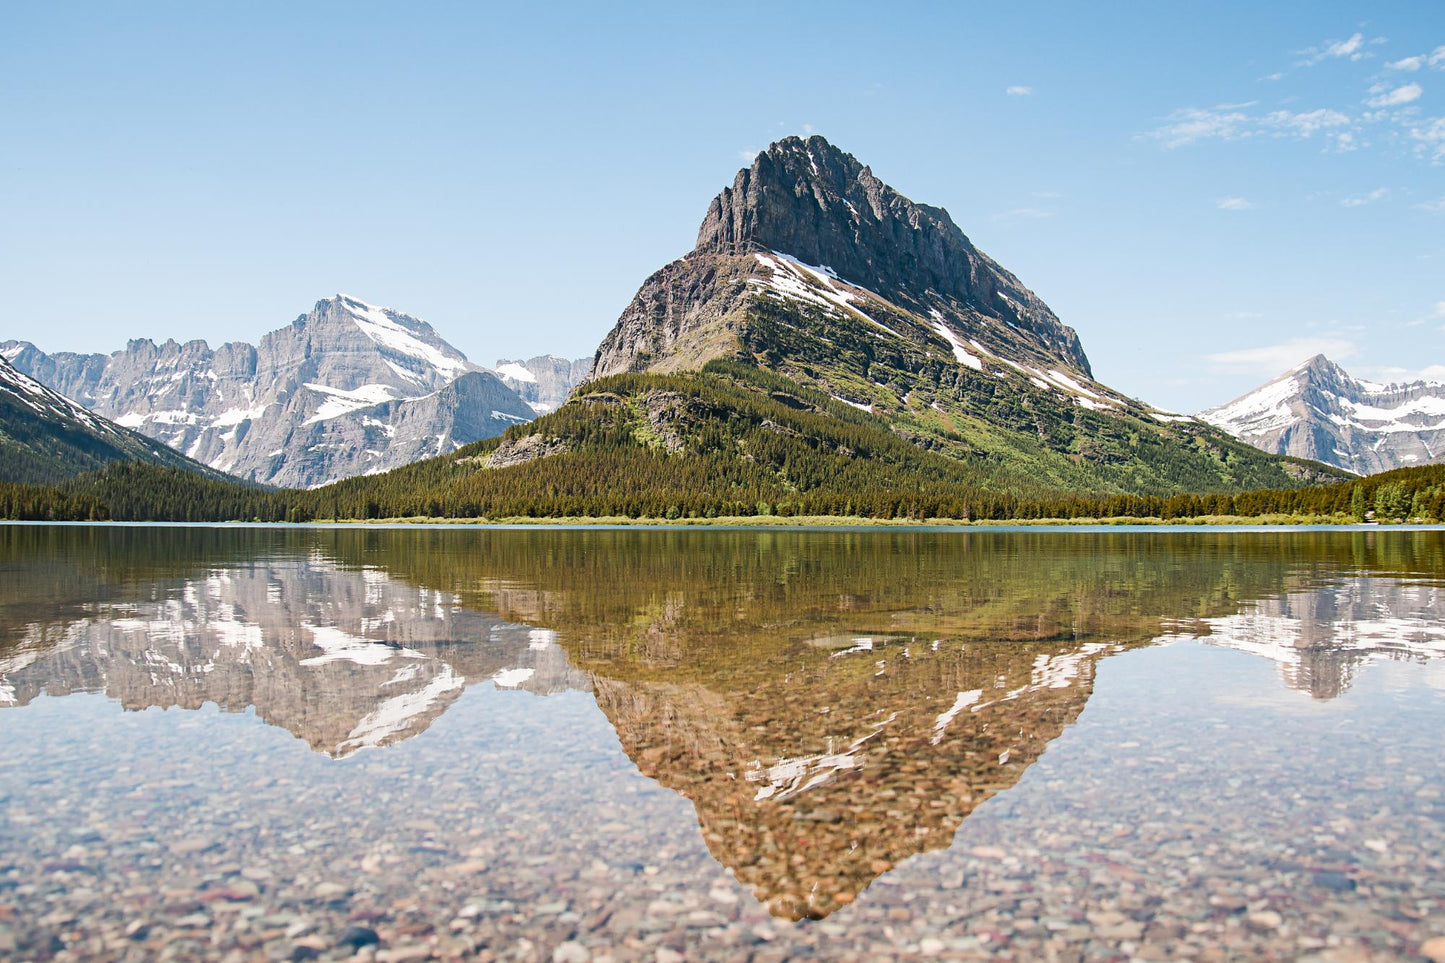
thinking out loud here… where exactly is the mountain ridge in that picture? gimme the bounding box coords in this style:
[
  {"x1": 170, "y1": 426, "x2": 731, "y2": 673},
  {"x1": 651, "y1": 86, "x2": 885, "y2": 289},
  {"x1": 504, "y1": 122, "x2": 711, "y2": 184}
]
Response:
[
  {"x1": 3, "y1": 295, "x2": 537, "y2": 487},
  {"x1": 1199, "y1": 354, "x2": 1445, "y2": 475},
  {"x1": 0, "y1": 355, "x2": 223, "y2": 485}
]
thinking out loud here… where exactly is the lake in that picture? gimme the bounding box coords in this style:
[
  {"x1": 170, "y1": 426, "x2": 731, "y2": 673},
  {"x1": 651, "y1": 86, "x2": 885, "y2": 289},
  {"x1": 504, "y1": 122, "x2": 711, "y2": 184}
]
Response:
[{"x1": 1, "y1": 524, "x2": 1443, "y2": 961}]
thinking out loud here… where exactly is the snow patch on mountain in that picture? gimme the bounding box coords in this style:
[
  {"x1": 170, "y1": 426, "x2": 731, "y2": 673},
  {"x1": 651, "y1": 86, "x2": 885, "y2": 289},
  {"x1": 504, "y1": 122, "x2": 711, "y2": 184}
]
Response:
[{"x1": 337, "y1": 294, "x2": 471, "y2": 383}]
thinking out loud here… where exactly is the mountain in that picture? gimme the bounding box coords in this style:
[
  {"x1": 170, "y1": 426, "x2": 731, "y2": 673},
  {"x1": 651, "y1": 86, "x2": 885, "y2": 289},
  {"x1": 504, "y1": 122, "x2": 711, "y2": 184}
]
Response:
[
  {"x1": 1198, "y1": 355, "x2": 1445, "y2": 475},
  {"x1": 493, "y1": 354, "x2": 593, "y2": 413},
  {"x1": 596, "y1": 135, "x2": 1089, "y2": 380},
  {"x1": 2, "y1": 295, "x2": 537, "y2": 488},
  {"x1": 0, "y1": 355, "x2": 218, "y2": 485},
  {"x1": 561, "y1": 135, "x2": 1339, "y2": 498}
]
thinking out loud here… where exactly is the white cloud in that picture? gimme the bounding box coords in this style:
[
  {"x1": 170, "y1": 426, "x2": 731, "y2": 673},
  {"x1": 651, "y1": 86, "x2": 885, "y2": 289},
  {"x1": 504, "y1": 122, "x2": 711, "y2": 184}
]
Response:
[
  {"x1": 1435, "y1": 301, "x2": 1445, "y2": 317},
  {"x1": 1355, "y1": 363, "x2": 1445, "y2": 384},
  {"x1": 1327, "y1": 33, "x2": 1366, "y2": 59},
  {"x1": 1005, "y1": 85, "x2": 1032, "y2": 96},
  {"x1": 1411, "y1": 116, "x2": 1445, "y2": 162},
  {"x1": 1264, "y1": 107, "x2": 1352, "y2": 136},
  {"x1": 1340, "y1": 187, "x2": 1388, "y2": 207},
  {"x1": 1366, "y1": 83, "x2": 1423, "y2": 108},
  {"x1": 1146, "y1": 103, "x2": 1255, "y2": 147},
  {"x1": 1146, "y1": 104, "x2": 1352, "y2": 148},
  {"x1": 1298, "y1": 32, "x2": 1367, "y2": 66},
  {"x1": 1216, "y1": 197, "x2": 1253, "y2": 211},
  {"x1": 1389, "y1": 55, "x2": 1424, "y2": 71},
  {"x1": 1206, "y1": 338, "x2": 1357, "y2": 375},
  {"x1": 802, "y1": 123, "x2": 818, "y2": 135},
  {"x1": 1416, "y1": 196, "x2": 1445, "y2": 213},
  {"x1": 1434, "y1": 45, "x2": 1445, "y2": 68},
  {"x1": 739, "y1": 148, "x2": 759, "y2": 163}
]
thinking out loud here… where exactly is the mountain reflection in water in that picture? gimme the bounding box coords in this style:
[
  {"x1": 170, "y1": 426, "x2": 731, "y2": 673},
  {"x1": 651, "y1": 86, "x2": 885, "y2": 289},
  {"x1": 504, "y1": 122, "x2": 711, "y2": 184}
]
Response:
[{"x1": 1, "y1": 525, "x2": 1442, "y2": 920}]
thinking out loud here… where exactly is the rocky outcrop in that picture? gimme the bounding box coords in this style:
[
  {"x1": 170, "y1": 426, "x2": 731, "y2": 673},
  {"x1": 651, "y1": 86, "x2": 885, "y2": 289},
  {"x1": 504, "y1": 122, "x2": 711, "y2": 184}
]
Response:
[
  {"x1": 494, "y1": 355, "x2": 592, "y2": 414},
  {"x1": 3, "y1": 295, "x2": 537, "y2": 487},
  {"x1": 1199, "y1": 355, "x2": 1445, "y2": 474}
]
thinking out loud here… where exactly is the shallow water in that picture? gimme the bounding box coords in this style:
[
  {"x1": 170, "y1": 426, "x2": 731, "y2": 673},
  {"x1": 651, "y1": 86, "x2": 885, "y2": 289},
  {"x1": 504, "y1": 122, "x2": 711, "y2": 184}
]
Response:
[{"x1": 1, "y1": 525, "x2": 1443, "y2": 961}]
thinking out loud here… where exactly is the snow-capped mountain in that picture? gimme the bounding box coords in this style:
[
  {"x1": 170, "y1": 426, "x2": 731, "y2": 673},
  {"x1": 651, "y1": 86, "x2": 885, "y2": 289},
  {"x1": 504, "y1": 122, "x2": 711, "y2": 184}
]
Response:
[
  {"x1": 493, "y1": 355, "x2": 593, "y2": 413},
  {"x1": 1198, "y1": 355, "x2": 1445, "y2": 475},
  {"x1": 3, "y1": 295, "x2": 537, "y2": 488},
  {"x1": 0, "y1": 354, "x2": 216, "y2": 484}
]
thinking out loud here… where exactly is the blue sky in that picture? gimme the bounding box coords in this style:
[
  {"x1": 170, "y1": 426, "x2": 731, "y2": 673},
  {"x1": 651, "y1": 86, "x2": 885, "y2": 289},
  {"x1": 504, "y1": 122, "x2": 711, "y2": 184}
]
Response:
[{"x1": 2, "y1": 1, "x2": 1442, "y2": 412}]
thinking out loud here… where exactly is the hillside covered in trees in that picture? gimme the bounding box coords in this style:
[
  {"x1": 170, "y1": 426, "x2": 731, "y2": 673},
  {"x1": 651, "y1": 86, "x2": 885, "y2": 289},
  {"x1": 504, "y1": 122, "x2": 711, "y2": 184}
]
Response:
[{"x1": 4, "y1": 363, "x2": 1438, "y2": 526}]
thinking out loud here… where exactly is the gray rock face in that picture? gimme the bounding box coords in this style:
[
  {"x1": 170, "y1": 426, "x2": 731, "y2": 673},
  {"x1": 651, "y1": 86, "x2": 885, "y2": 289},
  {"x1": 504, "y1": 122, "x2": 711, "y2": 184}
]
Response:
[
  {"x1": 593, "y1": 135, "x2": 1091, "y2": 380},
  {"x1": 1198, "y1": 355, "x2": 1445, "y2": 475},
  {"x1": 493, "y1": 355, "x2": 592, "y2": 413},
  {"x1": 3, "y1": 295, "x2": 537, "y2": 487},
  {"x1": 0, "y1": 355, "x2": 216, "y2": 484}
]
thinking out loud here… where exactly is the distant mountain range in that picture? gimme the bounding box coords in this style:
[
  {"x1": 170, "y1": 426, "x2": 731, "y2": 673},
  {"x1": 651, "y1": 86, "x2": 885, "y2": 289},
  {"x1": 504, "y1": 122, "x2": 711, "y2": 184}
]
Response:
[
  {"x1": 1199, "y1": 355, "x2": 1445, "y2": 475},
  {"x1": 0, "y1": 354, "x2": 218, "y2": 484},
  {"x1": 3, "y1": 295, "x2": 541, "y2": 487}
]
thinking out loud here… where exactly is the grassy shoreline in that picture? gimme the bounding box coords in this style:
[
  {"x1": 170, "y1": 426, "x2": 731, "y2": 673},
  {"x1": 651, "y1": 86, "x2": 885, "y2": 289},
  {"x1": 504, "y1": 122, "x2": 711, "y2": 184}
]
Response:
[{"x1": 297, "y1": 512, "x2": 1387, "y2": 528}]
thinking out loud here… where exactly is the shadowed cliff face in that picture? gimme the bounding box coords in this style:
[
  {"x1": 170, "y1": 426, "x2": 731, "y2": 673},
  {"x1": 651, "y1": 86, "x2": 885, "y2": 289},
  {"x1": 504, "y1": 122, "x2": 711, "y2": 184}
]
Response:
[{"x1": 2, "y1": 526, "x2": 1443, "y2": 919}]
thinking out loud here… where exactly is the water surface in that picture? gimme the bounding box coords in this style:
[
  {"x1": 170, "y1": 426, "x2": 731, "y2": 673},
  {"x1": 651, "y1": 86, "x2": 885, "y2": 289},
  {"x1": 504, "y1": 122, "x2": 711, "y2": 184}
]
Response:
[{"x1": 1, "y1": 526, "x2": 1443, "y2": 960}]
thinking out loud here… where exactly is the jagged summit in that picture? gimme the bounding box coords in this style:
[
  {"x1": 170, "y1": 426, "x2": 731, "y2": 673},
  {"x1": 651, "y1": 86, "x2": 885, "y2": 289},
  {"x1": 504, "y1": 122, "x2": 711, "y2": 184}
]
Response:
[
  {"x1": 1200, "y1": 355, "x2": 1445, "y2": 474},
  {"x1": 593, "y1": 134, "x2": 1091, "y2": 382},
  {"x1": 694, "y1": 136, "x2": 1088, "y2": 370}
]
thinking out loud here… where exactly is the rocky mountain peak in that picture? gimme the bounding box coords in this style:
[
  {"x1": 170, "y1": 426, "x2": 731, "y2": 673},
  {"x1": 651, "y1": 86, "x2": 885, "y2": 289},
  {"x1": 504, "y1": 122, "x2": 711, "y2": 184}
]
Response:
[
  {"x1": 594, "y1": 134, "x2": 1092, "y2": 382},
  {"x1": 1200, "y1": 355, "x2": 1445, "y2": 474},
  {"x1": 689, "y1": 135, "x2": 1090, "y2": 373}
]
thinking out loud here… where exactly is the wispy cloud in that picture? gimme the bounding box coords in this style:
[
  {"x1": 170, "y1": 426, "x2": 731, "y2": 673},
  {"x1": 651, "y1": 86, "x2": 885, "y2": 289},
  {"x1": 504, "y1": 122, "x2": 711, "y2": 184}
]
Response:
[
  {"x1": 1297, "y1": 32, "x2": 1368, "y2": 67},
  {"x1": 1411, "y1": 116, "x2": 1445, "y2": 163},
  {"x1": 1005, "y1": 85, "x2": 1032, "y2": 96},
  {"x1": 1216, "y1": 197, "x2": 1253, "y2": 211},
  {"x1": 1206, "y1": 338, "x2": 1357, "y2": 375},
  {"x1": 738, "y1": 147, "x2": 759, "y2": 163},
  {"x1": 1146, "y1": 104, "x2": 1352, "y2": 148},
  {"x1": 1421, "y1": 196, "x2": 1445, "y2": 213},
  {"x1": 1354, "y1": 363, "x2": 1445, "y2": 384},
  {"x1": 991, "y1": 207, "x2": 1053, "y2": 222},
  {"x1": 1146, "y1": 36, "x2": 1445, "y2": 162},
  {"x1": 1265, "y1": 107, "x2": 1353, "y2": 136},
  {"x1": 1365, "y1": 82, "x2": 1423, "y2": 108},
  {"x1": 1340, "y1": 187, "x2": 1388, "y2": 207},
  {"x1": 1145, "y1": 103, "x2": 1255, "y2": 147}
]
